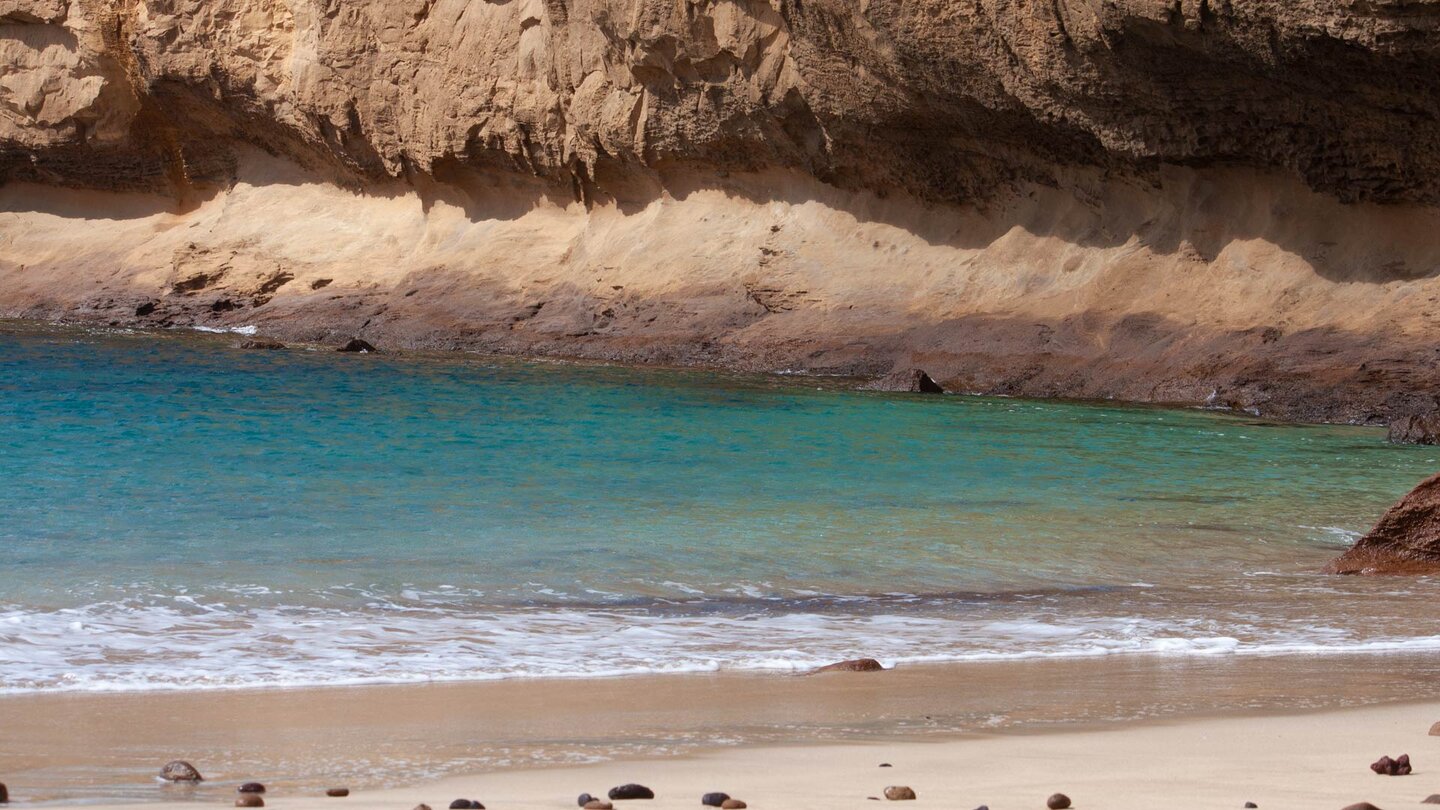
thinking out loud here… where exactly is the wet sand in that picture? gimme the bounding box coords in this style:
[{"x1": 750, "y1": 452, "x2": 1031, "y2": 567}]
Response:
[{"x1": 5, "y1": 654, "x2": 1440, "y2": 806}]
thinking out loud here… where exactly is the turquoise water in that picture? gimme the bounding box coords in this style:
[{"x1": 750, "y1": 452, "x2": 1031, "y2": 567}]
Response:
[{"x1": 2, "y1": 322, "x2": 1438, "y2": 692}]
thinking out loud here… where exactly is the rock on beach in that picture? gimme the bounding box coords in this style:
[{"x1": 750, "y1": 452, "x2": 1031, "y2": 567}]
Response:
[
  {"x1": 883, "y1": 786, "x2": 916, "y2": 801},
  {"x1": 608, "y1": 784, "x2": 655, "y2": 800},
  {"x1": 1047, "y1": 794, "x2": 1072, "y2": 809},
  {"x1": 811, "y1": 658, "x2": 886, "y2": 674},
  {"x1": 160, "y1": 761, "x2": 203, "y2": 782}
]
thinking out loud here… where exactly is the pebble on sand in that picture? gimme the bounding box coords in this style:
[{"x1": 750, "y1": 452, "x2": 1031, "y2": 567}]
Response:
[
  {"x1": 1245, "y1": 803, "x2": 1258, "y2": 808},
  {"x1": 1431, "y1": 722, "x2": 1440, "y2": 736},
  {"x1": 326, "y1": 788, "x2": 350, "y2": 797},
  {"x1": 238, "y1": 783, "x2": 266, "y2": 794},
  {"x1": 1423, "y1": 796, "x2": 1440, "y2": 805},
  {"x1": 235, "y1": 795, "x2": 264, "y2": 808},
  {"x1": 413, "y1": 804, "x2": 433, "y2": 810},
  {"x1": 448, "y1": 800, "x2": 484, "y2": 809},
  {"x1": 161, "y1": 761, "x2": 204, "y2": 782},
  {"x1": 583, "y1": 802, "x2": 614, "y2": 810},
  {"x1": 578, "y1": 794, "x2": 596, "y2": 807},
  {"x1": 0, "y1": 782, "x2": 8, "y2": 804},
  {"x1": 701, "y1": 793, "x2": 731, "y2": 807},
  {"x1": 720, "y1": 801, "x2": 747, "y2": 809},
  {"x1": 883, "y1": 786, "x2": 916, "y2": 801},
  {"x1": 1047, "y1": 793, "x2": 1072, "y2": 809},
  {"x1": 1341, "y1": 804, "x2": 1384, "y2": 810},
  {"x1": 1370, "y1": 754, "x2": 1411, "y2": 776},
  {"x1": 608, "y1": 784, "x2": 656, "y2": 801},
  {"x1": 878, "y1": 763, "x2": 892, "y2": 768}
]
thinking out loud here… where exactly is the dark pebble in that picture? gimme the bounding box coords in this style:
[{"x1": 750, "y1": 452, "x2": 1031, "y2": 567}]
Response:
[
  {"x1": 578, "y1": 795, "x2": 595, "y2": 807},
  {"x1": 238, "y1": 783, "x2": 266, "y2": 794},
  {"x1": 161, "y1": 761, "x2": 204, "y2": 782},
  {"x1": 327, "y1": 788, "x2": 350, "y2": 797},
  {"x1": 608, "y1": 784, "x2": 655, "y2": 801},
  {"x1": 879, "y1": 764, "x2": 892, "y2": 768},
  {"x1": 1047, "y1": 794, "x2": 1072, "y2": 810},
  {"x1": 0, "y1": 783, "x2": 8, "y2": 804},
  {"x1": 337, "y1": 338, "x2": 379, "y2": 353},
  {"x1": 448, "y1": 800, "x2": 483, "y2": 809},
  {"x1": 1423, "y1": 797, "x2": 1440, "y2": 805},
  {"x1": 702, "y1": 793, "x2": 730, "y2": 807},
  {"x1": 1341, "y1": 804, "x2": 1384, "y2": 810},
  {"x1": 1245, "y1": 804, "x2": 1258, "y2": 808},
  {"x1": 1370, "y1": 754, "x2": 1411, "y2": 776},
  {"x1": 235, "y1": 796, "x2": 264, "y2": 808},
  {"x1": 414, "y1": 805, "x2": 433, "y2": 810}
]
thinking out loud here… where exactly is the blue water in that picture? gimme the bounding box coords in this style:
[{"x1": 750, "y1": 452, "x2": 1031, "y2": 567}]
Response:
[{"x1": 2, "y1": 322, "x2": 1438, "y2": 692}]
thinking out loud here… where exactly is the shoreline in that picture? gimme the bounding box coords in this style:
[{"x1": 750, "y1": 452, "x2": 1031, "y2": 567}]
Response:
[
  {"x1": 9, "y1": 687, "x2": 1440, "y2": 810},
  {"x1": 6, "y1": 653, "x2": 1440, "y2": 806},
  {"x1": 0, "y1": 318, "x2": 1394, "y2": 430}
]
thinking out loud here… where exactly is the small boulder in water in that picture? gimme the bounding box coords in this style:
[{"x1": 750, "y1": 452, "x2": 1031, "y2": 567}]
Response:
[
  {"x1": 336, "y1": 338, "x2": 379, "y2": 353},
  {"x1": 1047, "y1": 794, "x2": 1072, "y2": 809},
  {"x1": 235, "y1": 796, "x2": 264, "y2": 808},
  {"x1": 238, "y1": 783, "x2": 266, "y2": 794},
  {"x1": 862, "y1": 369, "x2": 944, "y2": 394},
  {"x1": 702, "y1": 793, "x2": 731, "y2": 807},
  {"x1": 1325, "y1": 472, "x2": 1440, "y2": 575},
  {"x1": 609, "y1": 785, "x2": 655, "y2": 801},
  {"x1": 883, "y1": 786, "x2": 916, "y2": 801},
  {"x1": 161, "y1": 761, "x2": 203, "y2": 782},
  {"x1": 811, "y1": 658, "x2": 886, "y2": 674},
  {"x1": 327, "y1": 788, "x2": 350, "y2": 797}
]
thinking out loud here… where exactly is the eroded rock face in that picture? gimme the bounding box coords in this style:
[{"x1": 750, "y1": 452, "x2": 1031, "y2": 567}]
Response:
[
  {"x1": 1325, "y1": 473, "x2": 1440, "y2": 575},
  {"x1": 4, "y1": 0, "x2": 1440, "y2": 207}
]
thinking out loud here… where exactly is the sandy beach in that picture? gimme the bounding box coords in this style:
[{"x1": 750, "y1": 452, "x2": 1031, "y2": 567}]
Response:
[
  {"x1": 6, "y1": 655, "x2": 1440, "y2": 810},
  {"x1": 17, "y1": 694, "x2": 1439, "y2": 810}
]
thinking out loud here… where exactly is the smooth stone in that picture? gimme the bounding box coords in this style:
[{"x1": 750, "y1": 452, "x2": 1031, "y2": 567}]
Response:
[
  {"x1": 578, "y1": 795, "x2": 595, "y2": 807},
  {"x1": 883, "y1": 786, "x2": 916, "y2": 801},
  {"x1": 720, "y1": 801, "x2": 746, "y2": 810},
  {"x1": 811, "y1": 658, "x2": 886, "y2": 674},
  {"x1": 448, "y1": 800, "x2": 483, "y2": 809},
  {"x1": 336, "y1": 338, "x2": 379, "y2": 353},
  {"x1": 235, "y1": 796, "x2": 264, "y2": 808},
  {"x1": 327, "y1": 788, "x2": 350, "y2": 797},
  {"x1": 1245, "y1": 804, "x2": 1258, "y2": 808},
  {"x1": 1431, "y1": 721, "x2": 1440, "y2": 736},
  {"x1": 414, "y1": 805, "x2": 433, "y2": 810},
  {"x1": 238, "y1": 783, "x2": 266, "y2": 794},
  {"x1": 701, "y1": 793, "x2": 731, "y2": 807},
  {"x1": 879, "y1": 763, "x2": 893, "y2": 768},
  {"x1": 1047, "y1": 794, "x2": 1072, "y2": 810},
  {"x1": 1423, "y1": 796, "x2": 1440, "y2": 804},
  {"x1": 161, "y1": 761, "x2": 204, "y2": 782},
  {"x1": 1341, "y1": 804, "x2": 1383, "y2": 810},
  {"x1": 0, "y1": 783, "x2": 8, "y2": 804},
  {"x1": 608, "y1": 784, "x2": 655, "y2": 801},
  {"x1": 584, "y1": 802, "x2": 614, "y2": 810}
]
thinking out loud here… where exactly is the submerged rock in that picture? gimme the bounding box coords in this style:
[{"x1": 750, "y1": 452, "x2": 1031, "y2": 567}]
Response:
[
  {"x1": 1388, "y1": 412, "x2": 1440, "y2": 445},
  {"x1": 337, "y1": 338, "x2": 379, "y2": 353},
  {"x1": 1324, "y1": 473, "x2": 1440, "y2": 575},
  {"x1": 239, "y1": 339, "x2": 286, "y2": 350},
  {"x1": 862, "y1": 369, "x2": 945, "y2": 394},
  {"x1": 811, "y1": 658, "x2": 886, "y2": 674},
  {"x1": 883, "y1": 786, "x2": 916, "y2": 801},
  {"x1": 702, "y1": 793, "x2": 731, "y2": 807},
  {"x1": 608, "y1": 785, "x2": 655, "y2": 801},
  {"x1": 160, "y1": 761, "x2": 203, "y2": 782}
]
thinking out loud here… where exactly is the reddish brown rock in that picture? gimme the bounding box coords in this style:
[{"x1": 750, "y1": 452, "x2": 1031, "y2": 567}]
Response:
[
  {"x1": 1341, "y1": 804, "x2": 1384, "y2": 810},
  {"x1": 1369, "y1": 754, "x2": 1411, "y2": 775},
  {"x1": 238, "y1": 783, "x2": 266, "y2": 794},
  {"x1": 883, "y1": 786, "x2": 916, "y2": 801},
  {"x1": 1430, "y1": 721, "x2": 1440, "y2": 736},
  {"x1": 720, "y1": 801, "x2": 746, "y2": 810},
  {"x1": 1388, "y1": 413, "x2": 1440, "y2": 445},
  {"x1": 235, "y1": 795, "x2": 264, "y2": 808},
  {"x1": 584, "y1": 802, "x2": 613, "y2": 810},
  {"x1": 1421, "y1": 796, "x2": 1440, "y2": 805},
  {"x1": 0, "y1": 782, "x2": 8, "y2": 804},
  {"x1": 1324, "y1": 474, "x2": 1440, "y2": 575},
  {"x1": 811, "y1": 658, "x2": 886, "y2": 674},
  {"x1": 1046, "y1": 794, "x2": 1072, "y2": 809},
  {"x1": 326, "y1": 788, "x2": 350, "y2": 797}
]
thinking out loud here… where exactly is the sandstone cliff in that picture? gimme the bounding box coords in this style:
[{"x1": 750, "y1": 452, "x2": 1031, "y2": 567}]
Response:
[{"x1": 5, "y1": 0, "x2": 1440, "y2": 421}]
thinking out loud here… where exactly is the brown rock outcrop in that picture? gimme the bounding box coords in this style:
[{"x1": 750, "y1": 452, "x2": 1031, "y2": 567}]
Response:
[
  {"x1": 1388, "y1": 413, "x2": 1440, "y2": 445},
  {"x1": 1325, "y1": 474, "x2": 1440, "y2": 575}
]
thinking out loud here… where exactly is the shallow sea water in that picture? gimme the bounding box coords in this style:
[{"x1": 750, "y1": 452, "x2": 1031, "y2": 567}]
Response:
[{"x1": 1, "y1": 320, "x2": 1439, "y2": 693}]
